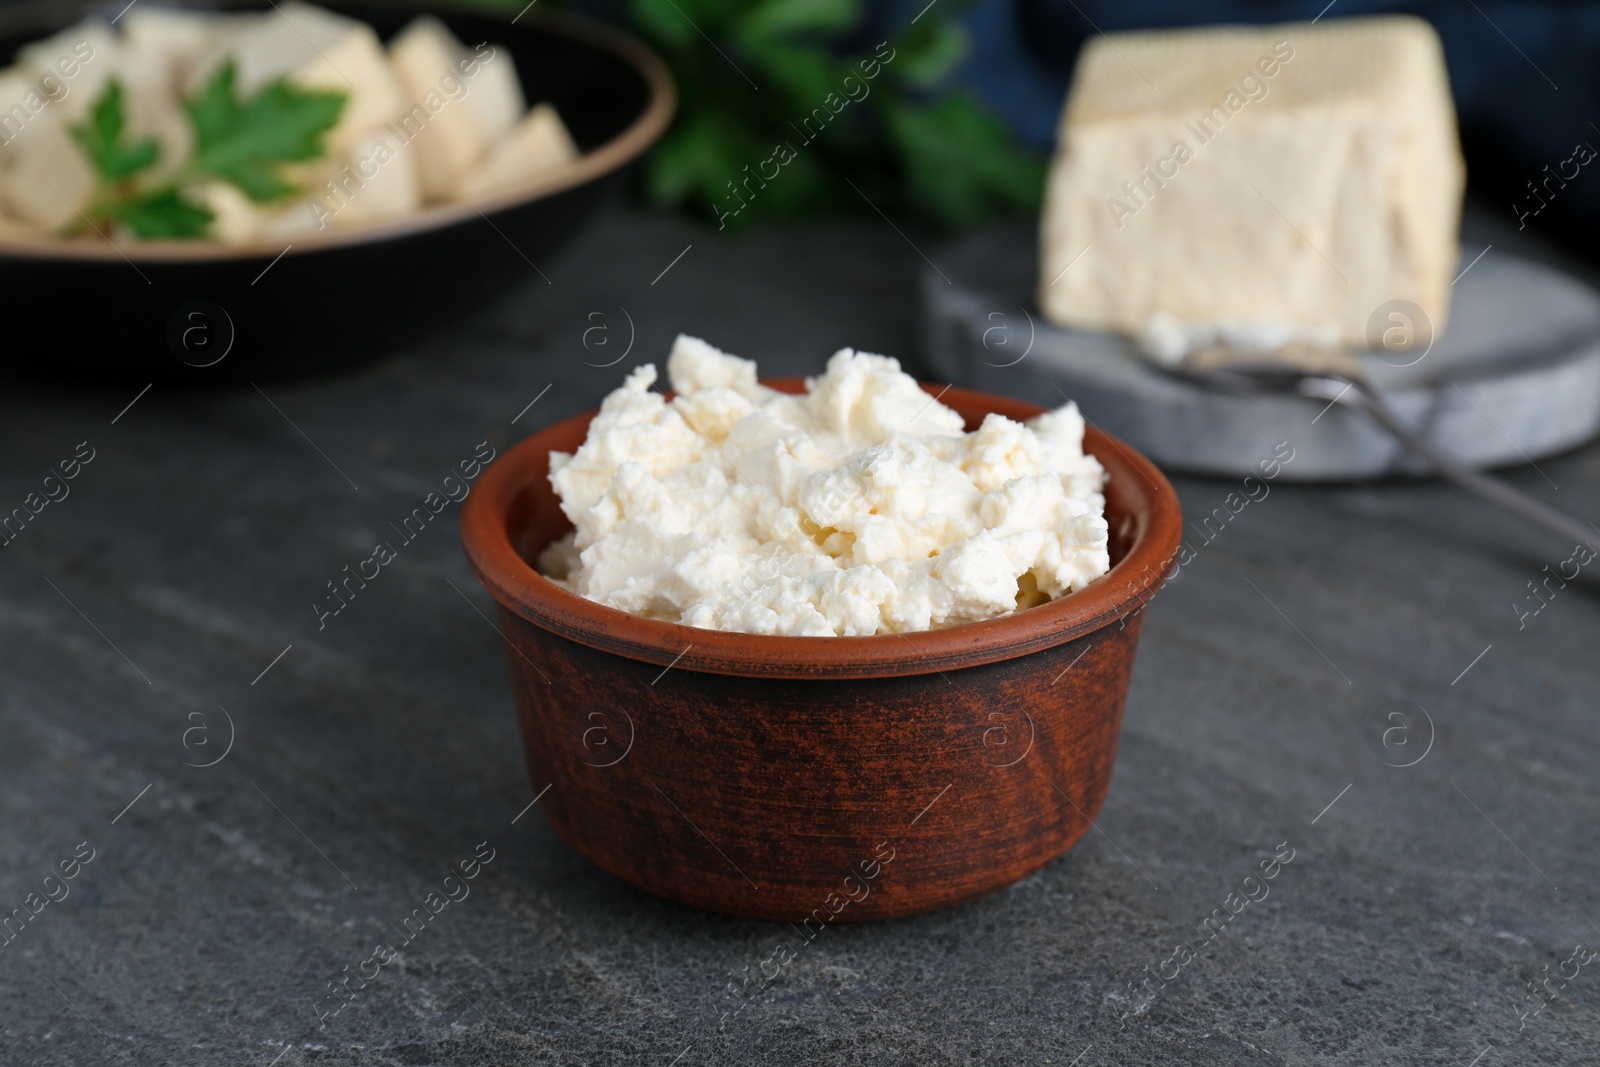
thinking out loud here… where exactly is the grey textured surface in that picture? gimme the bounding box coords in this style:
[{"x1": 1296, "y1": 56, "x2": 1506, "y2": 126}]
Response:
[
  {"x1": 1, "y1": 209, "x2": 1597, "y2": 1066},
  {"x1": 921, "y1": 226, "x2": 1600, "y2": 480}
]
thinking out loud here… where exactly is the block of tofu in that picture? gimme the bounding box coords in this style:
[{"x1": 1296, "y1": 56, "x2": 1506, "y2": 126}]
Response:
[
  {"x1": 461, "y1": 42, "x2": 525, "y2": 143},
  {"x1": 189, "y1": 3, "x2": 404, "y2": 152},
  {"x1": 17, "y1": 20, "x2": 117, "y2": 122},
  {"x1": 135, "y1": 107, "x2": 195, "y2": 181},
  {"x1": 116, "y1": 21, "x2": 206, "y2": 177},
  {"x1": 456, "y1": 104, "x2": 578, "y2": 200},
  {"x1": 326, "y1": 127, "x2": 421, "y2": 227},
  {"x1": 199, "y1": 177, "x2": 327, "y2": 244},
  {"x1": 0, "y1": 66, "x2": 45, "y2": 164},
  {"x1": 262, "y1": 196, "x2": 328, "y2": 239},
  {"x1": 121, "y1": 8, "x2": 222, "y2": 94},
  {"x1": 2, "y1": 118, "x2": 95, "y2": 229},
  {"x1": 1038, "y1": 16, "x2": 1464, "y2": 352},
  {"x1": 197, "y1": 180, "x2": 266, "y2": 243},
  {"x1": 0, "y1": 209, "x2": 47, "y2": 240},
  {"x1": 388, "y1": 17, "x2": 524, "y2": 200}
]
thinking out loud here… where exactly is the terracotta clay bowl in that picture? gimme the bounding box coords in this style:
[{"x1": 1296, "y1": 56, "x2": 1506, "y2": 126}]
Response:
[{"x1": 460, "y1": 380, "x2": 1182, "y2": 922}]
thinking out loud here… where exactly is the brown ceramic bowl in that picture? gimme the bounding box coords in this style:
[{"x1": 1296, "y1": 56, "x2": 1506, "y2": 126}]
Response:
[{"x1": 461, "y1": 380, "x2": 1182, "y2": 922}]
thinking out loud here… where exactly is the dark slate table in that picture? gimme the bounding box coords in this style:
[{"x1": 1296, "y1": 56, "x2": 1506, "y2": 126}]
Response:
[{"x1": 2, "y1": 208, "x2": 1596, "y2": 1067}]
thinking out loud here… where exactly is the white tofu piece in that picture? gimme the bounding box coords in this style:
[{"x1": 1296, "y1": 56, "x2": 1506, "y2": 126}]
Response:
[
  {"x1": 189, "y1": 3, "x2": 405, "y2": 152},
  {"x1": 0, "y1": 179, "x2": 46, "y2": 239},
  {"x1": 115, "y1": 50, "x2": 176, "y2": 123},
  {"x1": 322, "y1": 126, "x2": 421, "y2": 227},
  {"x1": 204, "y1": 155, "x2": 350, "y2": 239},
  {"x1": 262, "y1": 197, "x2": 327, "y2": 238},
  {"x1": 387, "y1": 17, "x2": 486, "y2": 199},
  {"x1": 1037, "y1": 15, "x2": 1465, "y2": 350},
  {"x1": 460, "y1": 41, "x2": 524, "y2": 142},
  {"x1": 138, "y1": 107, "x2": 194, "y2": 180},
  {"x1": 115, "y1": 33, "x2": 193, "y2": 178},
  {"x1": 0, "y1": 211, "x2": 47, "y2": 240},
  {"x1": 387, "y1": 17, "x2": 524, "y2": 200},
  {"x1": 120, "y1": 8, "x2": 222, "y2": 95},
  {"x1": 198, "y1": 179, "x2": 265, "y2": 243},
  {"x1": 201, "y1": 175, "x2": 334, "y2": 243},
  {"x1": 2, "y1": 118, "x2": 95, "y2": 229},
  {"x1": 0, "y1": 67, "x2": 47, "y2": 166},
  {"x1": 456, "y1": 103, "x2": 578, "y2": 200},
  {"x1": 18, "y1": 20, "x2": 117, "y2": 122}
]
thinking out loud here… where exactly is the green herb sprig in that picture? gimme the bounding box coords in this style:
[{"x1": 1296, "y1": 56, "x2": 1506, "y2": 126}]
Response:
[
  {"x1": 621, "y1": 0, "x2": 1046, "y2": 230},
  {"x1": 69, "y1": 60, "x2": 346, "y2": 239}
]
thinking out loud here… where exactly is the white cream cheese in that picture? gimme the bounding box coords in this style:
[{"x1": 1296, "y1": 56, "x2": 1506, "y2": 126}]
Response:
[{"x1": 538, "y1": 336, "x2": 1110, "y2": 637}]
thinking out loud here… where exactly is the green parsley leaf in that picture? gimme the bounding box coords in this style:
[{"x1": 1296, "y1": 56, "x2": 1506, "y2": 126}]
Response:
[
  {"x1": 629, "y1": 0, "x2": 701, "y2": 50},
  {"x1": 890, "y1": 17, "x2": 969, "y2": 90},
  {"x1": 623, "y1": 0, "x2": 1040, "y2": 231},
  {"x1": 882, "y1": 94, "x2": 1045, "y2": 229},
  {"x1": 736, "y1": 0, "x2": 859, "y2": 43},
  {"x1": 186, "y1": 59, "x2": 347, "y2": 204},
  {"x1": 67, "y1": 60, "x2": 345, "y2": 239},
  {"x1": 116, "y1": 187, "x2": 215, "y2": 239},
  {"x1": 69, "y1": 78, "x2": 160, "y2": 182}
]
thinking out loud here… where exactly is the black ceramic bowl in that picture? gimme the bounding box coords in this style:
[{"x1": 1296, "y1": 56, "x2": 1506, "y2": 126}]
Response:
[{"x1": 0, "y1": 0, "x2": 674, "y2": 382}]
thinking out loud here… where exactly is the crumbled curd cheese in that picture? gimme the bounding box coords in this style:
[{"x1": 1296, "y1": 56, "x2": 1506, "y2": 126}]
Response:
[{"x1": 538, "y1": 336, "x2": 1110, "y2": 637}]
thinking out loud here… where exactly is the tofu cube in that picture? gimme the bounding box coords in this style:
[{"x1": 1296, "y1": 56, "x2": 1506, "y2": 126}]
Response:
[
  {"x1": 116, "y1": 25, "x2": 205, "y2": 177},
  {"x1": 0, "y1": 209, "x2": 46, "y2": 239},
  {"x1": 323, "y1": 126, "x2": 421, "y2": 227},
  {"x1": 197, "y1": 179, "x2": 265, "y2": 243},
  {"x1": 120, "y1": 8, "x2": 222, "y2": 94},
  {"x1": 2, "y1": 117, "x2": 95, "y2": 229},
  {"x1": 262, "y1": 195, "x2": 328, "y2": 239},
  {"x1": 456, "y1": 103, "x2": 578, "y2": 200},
  {"x1": 1037, "y1": 16, "x2": 1465, "y2": 349},
  {"x1": 18, "y1": 20, "x2": 117, "y2": 122},
  {"x1": 133, "y1": 106, "x2": 194, "y2": 181},
  {"x1": 388, "y1": 17, "x2": 524, "y2": 199},
  {"x1": 460, "y1": 40, "x2": 525, "y2": 143},
  {"x1": 0, "y1": 66, "x2": 47, "y2": 166}
]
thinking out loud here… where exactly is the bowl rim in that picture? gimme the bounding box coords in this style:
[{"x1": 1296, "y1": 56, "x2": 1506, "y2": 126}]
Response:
[
  {"x1": 0, "y1": 0, "x2": 676, "y2": 262},
  {"x1": 461, "y1": 379, "x2": 1185, "y2": 680}
]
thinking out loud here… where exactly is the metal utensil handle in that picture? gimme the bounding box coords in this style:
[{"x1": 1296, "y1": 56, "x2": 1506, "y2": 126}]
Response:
[{"x1": 1314, "y1": 375, "x2": 1600, "y2": 552}]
